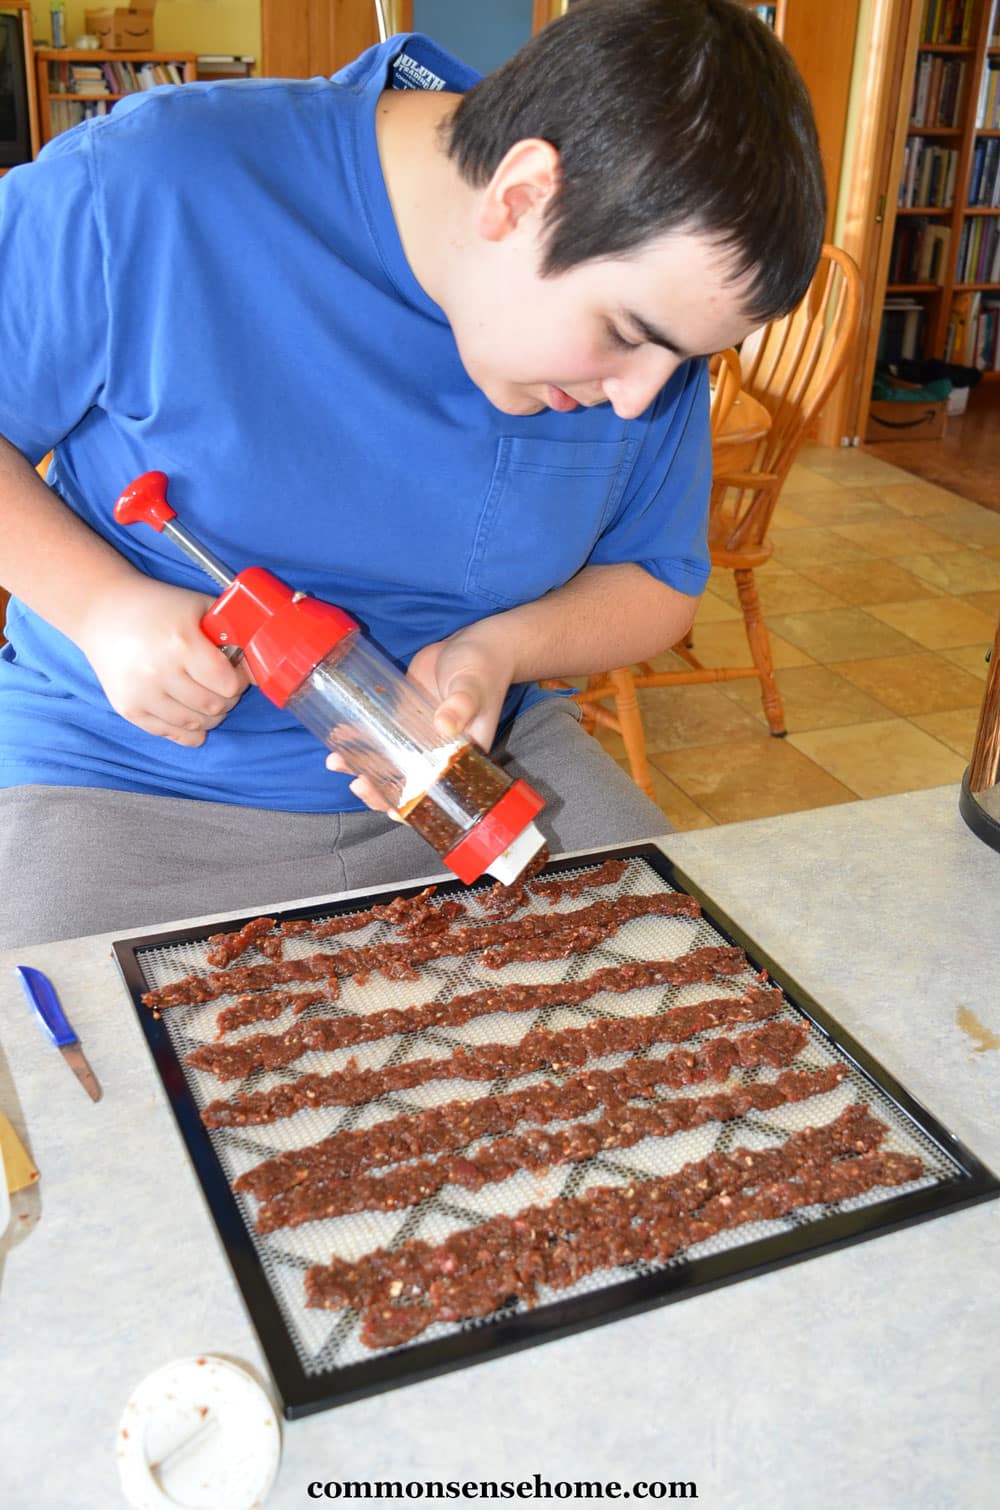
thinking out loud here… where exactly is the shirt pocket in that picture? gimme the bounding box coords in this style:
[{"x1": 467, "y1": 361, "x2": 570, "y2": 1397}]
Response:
[{"x1": 465, "y1": 435, "x2": 637, "y2": 609}]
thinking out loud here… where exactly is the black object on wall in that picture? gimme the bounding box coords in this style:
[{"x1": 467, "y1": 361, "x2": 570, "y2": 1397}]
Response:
[{"x1": 0, "y1": 12, "x2": 31, "y2": 169}]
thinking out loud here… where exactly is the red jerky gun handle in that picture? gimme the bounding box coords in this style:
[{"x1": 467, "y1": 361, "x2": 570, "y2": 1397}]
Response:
[{"x1": 113, "y1": 471, "x2": 356, "y2": 704}]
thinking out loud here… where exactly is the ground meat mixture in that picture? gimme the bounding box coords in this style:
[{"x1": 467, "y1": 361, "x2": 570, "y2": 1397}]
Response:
[
  {"x1": 203, "y1": 984, "x2": 785, "y2": 1129},
  {"x1": 235, "y1": 989, "x2": 786, "y2": 1196},
  {"x1": 317, "y1": 887, "x2": 467, "y2": 939},
  {"x1": 401, "y1": 743, "x2": 513, "y2": 854},
  {"x1": 303, "y1": 1107, "x2": 922, "y2": 1346},
  {"x1": 254, "y1": 1022, "x2": 816, "y2": 1231},
  {"x1": 198, "y1": 857, "x2": 617, "y2": 972},
  {"x1": 188, "y1": 944, "x2": 747, "y2": 1083},
  {"x1": 205, "y1": 917, "x2": 278, "y2": 968},
  {"x1": 359, "y1": 1149, "x2": 921, "y2": 1349},
  {"x1": 142, "y1": 891, "x2": 705, "y2": 1011},
  {"x1": 308, "y1": 1104, "x2": 884, "y2": 1311},
  {"x1": 215, "y1": 989, "x2": 328, "y2": 1037},
  {"x1": 241, "y1": 1051, "x2": 835, "y2": 1201},
  {"x1": 200, "y1": 983, "x2": 782, "y2": 1128},
  {"x1": 477, "y1": 846, "x2": 554, "y2": 917},
  {"x1": 530, "y1": 859, "x2": 628, "y2": 904}
]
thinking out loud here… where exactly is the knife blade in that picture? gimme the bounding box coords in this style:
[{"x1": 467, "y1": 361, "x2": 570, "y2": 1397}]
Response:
[{"x1": 14, "y1": 965, "x2": 103, "y2": 1103}]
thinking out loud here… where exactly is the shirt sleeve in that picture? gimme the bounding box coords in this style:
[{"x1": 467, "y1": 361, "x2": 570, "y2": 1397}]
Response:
[
  {"x1": 588, "y1": 359, "x2": 712, "y2": 597},
  {"x1": 0, "y1": 126, "x2": 108, "y2": 464}
]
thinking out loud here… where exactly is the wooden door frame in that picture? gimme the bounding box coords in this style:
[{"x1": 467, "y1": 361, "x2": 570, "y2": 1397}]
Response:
[
  {"x1": 817, "y1": 0, "x2": 920, "y2": 446},
  {"x1": 261, "y1": 1, "x2": 414, "y2": 80}
]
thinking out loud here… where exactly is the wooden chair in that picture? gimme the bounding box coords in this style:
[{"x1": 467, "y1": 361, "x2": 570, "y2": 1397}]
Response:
[{"x1": 552, "y1": 244, "x2": 862, "y2": 798}]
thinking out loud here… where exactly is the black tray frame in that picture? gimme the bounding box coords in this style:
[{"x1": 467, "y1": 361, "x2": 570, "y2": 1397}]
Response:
[{"x1": 111, "y1": 843, "x2": 1000, "y2": 1419}]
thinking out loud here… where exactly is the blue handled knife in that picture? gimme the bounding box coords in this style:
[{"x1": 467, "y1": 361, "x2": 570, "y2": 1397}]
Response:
[{"x1": 15, "y1": 965, "x2": 103, "y2": 1102}]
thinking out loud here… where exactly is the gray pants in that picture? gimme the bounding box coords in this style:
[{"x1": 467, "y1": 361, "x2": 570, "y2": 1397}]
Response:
[{"x1": 0, "y1": 699, "x2": 667, "y2": 950}]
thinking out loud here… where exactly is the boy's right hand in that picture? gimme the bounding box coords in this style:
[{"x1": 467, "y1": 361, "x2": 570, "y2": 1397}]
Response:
[{"x1": 75, "y1": 577, "x2": 251, "y2": 746}]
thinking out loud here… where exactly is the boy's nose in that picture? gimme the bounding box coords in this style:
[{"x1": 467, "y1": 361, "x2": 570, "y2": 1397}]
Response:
[{"x1": 603, "y1": 350, "x2": 680, "y2": 419}]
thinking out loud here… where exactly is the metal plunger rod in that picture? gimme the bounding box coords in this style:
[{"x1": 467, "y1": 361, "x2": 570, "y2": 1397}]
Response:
[{"x1": 160, "y1": 520, "x2": 236, "y2": 589}]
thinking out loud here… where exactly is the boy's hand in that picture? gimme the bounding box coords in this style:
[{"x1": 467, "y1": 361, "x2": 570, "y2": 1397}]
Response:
[
  {"x1": 325, "y1": 624, "x2": 514, "y2": 812},
  {"x1": 76, "y1": 578, "x2": 251, "y2": 746}
]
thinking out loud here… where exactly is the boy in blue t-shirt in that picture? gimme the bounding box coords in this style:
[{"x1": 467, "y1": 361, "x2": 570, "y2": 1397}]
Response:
[{"x1": 0, "y1": 0, "x2": 824, "y2": 947}]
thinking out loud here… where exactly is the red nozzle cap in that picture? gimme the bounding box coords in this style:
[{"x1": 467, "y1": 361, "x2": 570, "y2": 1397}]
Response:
[
  {"x1": 113, "y1": 471, "x2": 176, "y2": 532},
  {"x1": 442, "y1": 779, "x2": 545, "y2": 884},
  {"x1": 200, "y1": 568, "x2": 357, "y2": 705}
]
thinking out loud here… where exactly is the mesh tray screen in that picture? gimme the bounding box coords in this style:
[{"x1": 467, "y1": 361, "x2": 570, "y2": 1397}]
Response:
[{"x1": 132, "y1": 855, "x2": 961, "y2": 1378}]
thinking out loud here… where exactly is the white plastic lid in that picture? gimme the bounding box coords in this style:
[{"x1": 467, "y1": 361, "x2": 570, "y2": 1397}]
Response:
[
  {"x1": 116, "y1": 1356, "x2": 281, "y2": 1510},
  {"x1": 483, "y1": 819, "x2": 546, "y2": 886}
]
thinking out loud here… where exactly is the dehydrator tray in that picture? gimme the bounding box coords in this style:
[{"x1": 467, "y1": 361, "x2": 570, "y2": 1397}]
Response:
[{"x1": 111, "y1": 844, "x2": 1000, "y2": 1418}]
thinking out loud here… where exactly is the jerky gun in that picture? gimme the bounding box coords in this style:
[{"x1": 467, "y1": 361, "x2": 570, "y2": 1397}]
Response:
[{"x1": 113, "y1": 472, "x2": 546, "y2": 885}]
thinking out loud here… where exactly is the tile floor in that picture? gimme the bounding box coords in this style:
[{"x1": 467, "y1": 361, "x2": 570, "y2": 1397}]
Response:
[{"x1": 593, "y1": 442, "x2": 1000, "y2": 831}]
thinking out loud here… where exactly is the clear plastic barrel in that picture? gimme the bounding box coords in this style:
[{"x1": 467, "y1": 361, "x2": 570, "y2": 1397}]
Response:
[{"x1": 286, "y1": 636, "x2": 518, "y2": 861}]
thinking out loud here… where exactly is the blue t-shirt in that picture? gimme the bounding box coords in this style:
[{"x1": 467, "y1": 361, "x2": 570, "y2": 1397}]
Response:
[{"x1": 0, "y1": 35, "x2": 711, "y2": 812}]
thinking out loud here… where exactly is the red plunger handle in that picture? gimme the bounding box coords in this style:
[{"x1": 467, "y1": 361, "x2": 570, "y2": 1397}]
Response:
[{"x1": 113, "y1": 470, "x2": 177, "y2": 532}]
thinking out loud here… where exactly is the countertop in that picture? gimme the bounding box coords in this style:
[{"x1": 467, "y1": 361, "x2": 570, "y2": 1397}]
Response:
[{"x1": 1, "y1": 784, "x2": 998, "y2": 1509}]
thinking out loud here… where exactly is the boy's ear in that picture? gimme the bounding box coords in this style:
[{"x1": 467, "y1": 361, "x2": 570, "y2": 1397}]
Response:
[{"x1": 477, "y1": 139, "x2": 561, "y2": 241}]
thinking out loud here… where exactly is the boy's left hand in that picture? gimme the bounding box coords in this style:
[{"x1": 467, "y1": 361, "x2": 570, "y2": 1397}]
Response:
[
  {"x1": 324, "y1": 623, "x2": 514, "y2": 812},
  {"x1": 407, "y1": 624, "x2": 514, "y2": 750}
]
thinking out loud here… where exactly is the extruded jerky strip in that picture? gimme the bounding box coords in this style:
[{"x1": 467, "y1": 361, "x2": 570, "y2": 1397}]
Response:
[
  {"x1": 255, "y1": 1020, "x2": 812, "y2": 1230},
  {"x1": 200, "y1": 983, "x2": 781, "y2": 1127},
  {"x1": 204, "y1": 984, "x2": 781, "y2": 1127},
  {"x1": 317, "y1": 887, "x2": 467, "y2": 938},
  {"x1": 234, "y1": 996, "x2": 783, "y2": 1194},
  {"x1": 304, "y1": 1104, "x2": 888, "y2": 1314},
  {"x1": 204, "y1": 891, "x2": 465, "y2": 972},
  {"x1": 261, "y1": 1058, "x2": 843, "y2": 1233},
  {"x1": 236, "y1": 992, "x2": 789, "y2": 1197},
  {"x1": 225, "y1": 893, "x2": 704, "y2": 992},
  {"x1": 215, "y1": 989, "x2": 328, "y2": 1038},
  {"x1": 143, "y1": 891, "x2": 704, "y2": 1009},
  {"x1": 194, "y1": 860, "x2": 620, "y2": 974},
  {"x1": 205, "y1": 917, "x2": 278, "y2": 968},
  {"x1": 189, "y1": 944, "x2": 745, "y2": 1082},
  {"x1": 478, "y1": 844, "x2": 553, "y2": 916},
  {"x1": 359, "y1": 1148, "x2": 922, "y2": 1349},
  {"x1": 530, "y1": 858, "x2": 628, "y2": 903}
]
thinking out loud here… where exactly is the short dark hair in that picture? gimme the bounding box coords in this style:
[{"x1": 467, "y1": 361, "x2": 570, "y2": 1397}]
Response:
[{"x1": 444, "y1": 0, "x2": 826, "y2": 323}]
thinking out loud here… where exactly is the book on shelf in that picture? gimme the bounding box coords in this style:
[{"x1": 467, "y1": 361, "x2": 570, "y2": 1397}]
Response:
[
  {"x1": 910, "y1": 55, "x2": 967, "y2": 128},
  {"x1": 948, "y1": 289, "x2": 1000, "y2": 373},
  {"x1": 970, "y1": 296, "x2": 1000, "y2": 369},
  {"x1": 921, "y1": 0, "x2": 977, "y2": 46},
  {"x1": 879, "y1": 299, "x2": 926, "y2": 364},
  {"x1": 900, "y1": 138, "x2": 959, "y2": 207},
  {"x1": 890, "y1": 216, "x2": 952, "y2": 282},
  {"x1": 968, "y1": 137, "x2": 1000, "y2": 207},
  {"x1": 976, "y1": 60, "x2": 1000, "y2": 130},
  {"x1": 67, "y1": 63, "x2": 109, "y2": 95},
  {"x1": 196, "y1": 54, "x2": 255, "y2": 78},
  {"x1": 49, "y1": 98, "x2": 110, "y2": 134},
  {"x1": 957, "y1": 216, "x2": 1000, "y2": 282}
]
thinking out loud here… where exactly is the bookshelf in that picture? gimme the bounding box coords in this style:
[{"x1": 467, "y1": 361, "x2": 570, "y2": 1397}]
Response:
[
  {"x1": 877, "y1": 0, "x2": 1000, "y2": 381},
  {"x1": 34, "y1": 47, "x2": 197, "y2": 145}
]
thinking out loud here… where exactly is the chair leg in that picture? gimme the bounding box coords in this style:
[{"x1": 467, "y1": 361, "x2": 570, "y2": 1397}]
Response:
[
  {"x1": 578, "y1": 675, "x2": 602, "y2": 735},
  {"x1": 734, "y1": 568, "x2": 786, "y2": 737},
  {"x1": 609, "y1": 667, "x2": 656, "y2": 799}
]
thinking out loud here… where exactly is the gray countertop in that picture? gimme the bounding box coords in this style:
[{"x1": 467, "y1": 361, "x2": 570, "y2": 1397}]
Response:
[{"x1": 1, "y1": 784, "x2": 998, "y2": 1509}]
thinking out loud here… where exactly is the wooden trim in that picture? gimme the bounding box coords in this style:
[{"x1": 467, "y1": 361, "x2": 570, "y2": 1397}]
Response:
[
  {"x1": 532, "y1": 2, "x2": 569, "y2": 32},
  {"x1": 816, "y1": 0, "x2": 917, "y2": 446},
  {"x1": 780, "y1": 0, "x2": 861, "y2": 245}
]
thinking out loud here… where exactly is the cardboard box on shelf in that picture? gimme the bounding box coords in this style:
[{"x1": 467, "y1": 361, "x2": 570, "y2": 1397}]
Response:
[{"x1": 84, "y1": 7, "x2": 155, "y2": 51}]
